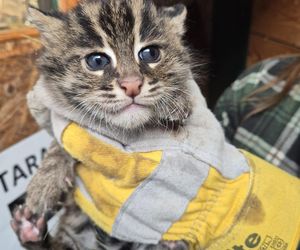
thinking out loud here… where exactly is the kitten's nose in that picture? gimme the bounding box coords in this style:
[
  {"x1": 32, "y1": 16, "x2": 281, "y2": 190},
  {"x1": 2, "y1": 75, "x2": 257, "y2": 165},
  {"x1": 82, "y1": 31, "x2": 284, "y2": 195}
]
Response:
[{"x1": 118, "y1": 76, "x2": 143, "y2": 98}]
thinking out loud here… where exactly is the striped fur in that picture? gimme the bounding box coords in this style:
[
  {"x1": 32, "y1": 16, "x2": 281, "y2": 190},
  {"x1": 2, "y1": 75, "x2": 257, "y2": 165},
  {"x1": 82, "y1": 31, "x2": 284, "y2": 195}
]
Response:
[{"x1": 28, "y1": 0, "x2": 192, "y2": 132}]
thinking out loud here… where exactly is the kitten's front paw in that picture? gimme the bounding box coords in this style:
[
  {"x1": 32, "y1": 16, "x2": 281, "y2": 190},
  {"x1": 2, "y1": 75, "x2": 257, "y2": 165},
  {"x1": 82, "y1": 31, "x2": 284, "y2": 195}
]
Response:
[
  {"x1": 26, "y1": 170, "x2": 74, "y2": 214},
  {"x1": 11, "y1": 206, "x2": 47, "y2": 245}
]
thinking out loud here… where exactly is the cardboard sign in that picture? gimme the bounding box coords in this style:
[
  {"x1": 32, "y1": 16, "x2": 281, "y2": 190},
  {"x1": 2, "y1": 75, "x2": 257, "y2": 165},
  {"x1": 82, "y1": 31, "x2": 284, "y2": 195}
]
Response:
[{"x1": 0, "y1": 130, "x2": 52, "y2": 249}]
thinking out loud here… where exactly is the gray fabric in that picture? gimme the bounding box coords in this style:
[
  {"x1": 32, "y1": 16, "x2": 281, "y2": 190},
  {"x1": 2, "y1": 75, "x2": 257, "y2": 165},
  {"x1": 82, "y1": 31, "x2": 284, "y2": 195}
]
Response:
[
  {"x1": 112, "y1": 150, "x2": 210, "y2": 244},
  {"x1": 27, "y1": 89, "x2": 53, "y2": 135},
  {"x1": 75, "y1": 176, "x2": 93, "y2": 203},
  {"x1": 51, "y1": 112, "x2": 69, "y2": 145}
]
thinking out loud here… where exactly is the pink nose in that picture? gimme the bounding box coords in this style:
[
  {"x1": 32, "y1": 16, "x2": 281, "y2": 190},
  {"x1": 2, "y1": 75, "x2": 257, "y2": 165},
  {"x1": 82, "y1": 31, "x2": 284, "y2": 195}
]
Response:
[{"x1": 118, "y1": 76, "x2": 143, "y2": 97}]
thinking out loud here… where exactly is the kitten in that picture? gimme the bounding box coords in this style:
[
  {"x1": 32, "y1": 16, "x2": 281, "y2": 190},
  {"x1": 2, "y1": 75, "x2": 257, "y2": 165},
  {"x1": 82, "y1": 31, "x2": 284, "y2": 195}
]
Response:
[{"x1": 11, "y1": 0, "x2": 193, "y2": 249}]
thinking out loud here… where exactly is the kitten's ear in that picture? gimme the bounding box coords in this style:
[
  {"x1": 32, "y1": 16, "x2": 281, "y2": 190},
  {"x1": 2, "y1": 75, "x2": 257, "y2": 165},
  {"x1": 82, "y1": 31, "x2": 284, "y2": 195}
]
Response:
[
  {"x1": 160, "y1": 4, "x2": 187, "y2": 36},
  {"x1": 27, "y1": 7, "x2": 64, "y2": 35}
]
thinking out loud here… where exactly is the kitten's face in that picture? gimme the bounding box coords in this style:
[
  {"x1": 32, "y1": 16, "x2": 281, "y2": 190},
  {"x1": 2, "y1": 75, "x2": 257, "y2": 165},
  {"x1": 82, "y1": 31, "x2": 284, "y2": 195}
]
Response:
[{"x1": 29, "y1": 0, "x2": 192, "y2": 131}]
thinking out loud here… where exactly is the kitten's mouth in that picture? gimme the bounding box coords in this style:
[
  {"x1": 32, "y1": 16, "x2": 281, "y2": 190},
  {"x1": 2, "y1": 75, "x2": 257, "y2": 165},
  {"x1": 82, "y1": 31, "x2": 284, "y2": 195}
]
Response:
[{"x1": 122, "y1": 103, "x2": 147, "y2": 112}]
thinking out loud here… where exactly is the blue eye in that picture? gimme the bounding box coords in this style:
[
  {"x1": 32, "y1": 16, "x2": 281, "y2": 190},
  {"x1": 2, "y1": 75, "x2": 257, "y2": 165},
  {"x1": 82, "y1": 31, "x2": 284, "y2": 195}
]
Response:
[
  {"x1": 85, "y1": 53, "x2": 110, "y2": 71},
  {"x1": 138, "y1": 46, "x2": 160, "y2": 63}
]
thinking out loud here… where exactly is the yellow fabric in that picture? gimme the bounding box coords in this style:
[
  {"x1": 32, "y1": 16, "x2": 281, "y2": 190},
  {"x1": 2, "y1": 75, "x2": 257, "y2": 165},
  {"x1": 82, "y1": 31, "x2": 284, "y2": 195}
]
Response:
[
  {"x1": 206, "y1": 151, "x2": 300, "y2": 250},
  {"x1": 62, "y1": 123, "x2": 162, "y2": 233},
  {"x1": 63, "y1": 123, "x2": 162, "y2": 186},
  {"x1": 163, "y1": 168, "x2": 250, "y2": 248}
]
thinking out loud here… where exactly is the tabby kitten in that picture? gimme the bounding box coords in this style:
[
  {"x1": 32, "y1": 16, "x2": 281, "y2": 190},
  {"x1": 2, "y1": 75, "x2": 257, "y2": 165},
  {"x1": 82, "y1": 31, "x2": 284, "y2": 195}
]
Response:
[
  {"x1": 29, "y1": 0, "x2": 191, "y2": 132},
  {"x1": 11, "y1": 0, "x2": 194, "y2": 249}
]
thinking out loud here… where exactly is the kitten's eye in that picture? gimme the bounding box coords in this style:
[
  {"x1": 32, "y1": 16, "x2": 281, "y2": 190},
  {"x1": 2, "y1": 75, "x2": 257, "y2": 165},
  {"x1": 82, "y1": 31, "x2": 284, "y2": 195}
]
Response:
[
  {"x1": 138, "y1": 46, "x2": 160, "y2": 63},
  {"x1": 85, "y1": 53, "x2": 110, "y2": 71}
]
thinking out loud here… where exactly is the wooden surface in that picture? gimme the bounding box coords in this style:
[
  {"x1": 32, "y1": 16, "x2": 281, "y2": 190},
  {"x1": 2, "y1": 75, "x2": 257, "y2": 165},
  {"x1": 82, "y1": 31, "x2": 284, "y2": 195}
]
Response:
[
  {"x1": 0, "y1": 27, "x2": 39, "y2": 43},
  {"x1": 0, "y1": 54, "x2": 40, "y2": 152},
  {"x1": 0, "y1": 29, "x2": 41, "y2": 152},
  {"x1": 247, "y1": 35, "x2": 300, "y2": 66},
  {"x1": 251, "y1": 0, "x2": 300, "y2": 48},
  {"x1": 248, "y1": 0, "x2": 300, "y2": 66}
]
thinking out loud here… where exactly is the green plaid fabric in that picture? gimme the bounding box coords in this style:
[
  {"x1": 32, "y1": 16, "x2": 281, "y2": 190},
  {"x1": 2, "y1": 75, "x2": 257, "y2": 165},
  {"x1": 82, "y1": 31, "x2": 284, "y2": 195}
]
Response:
[{"x1": 214, "y1": 56, "x2": 300, "y2": 177}]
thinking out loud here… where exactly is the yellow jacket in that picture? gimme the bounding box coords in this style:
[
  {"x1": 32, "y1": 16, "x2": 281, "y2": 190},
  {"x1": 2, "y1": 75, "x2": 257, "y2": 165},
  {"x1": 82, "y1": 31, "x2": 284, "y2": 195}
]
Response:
[{"x1": 52, "y1": 121, "x2": 300, "y2": 250}]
